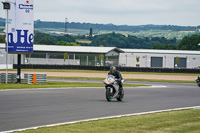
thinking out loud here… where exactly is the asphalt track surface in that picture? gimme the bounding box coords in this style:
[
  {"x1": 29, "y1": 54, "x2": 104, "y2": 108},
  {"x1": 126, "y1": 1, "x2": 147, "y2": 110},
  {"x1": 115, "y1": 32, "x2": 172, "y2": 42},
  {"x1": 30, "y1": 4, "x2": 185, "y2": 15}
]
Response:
[{"x1": 0, "y1": 79, "x2": 200, "y2": 132}]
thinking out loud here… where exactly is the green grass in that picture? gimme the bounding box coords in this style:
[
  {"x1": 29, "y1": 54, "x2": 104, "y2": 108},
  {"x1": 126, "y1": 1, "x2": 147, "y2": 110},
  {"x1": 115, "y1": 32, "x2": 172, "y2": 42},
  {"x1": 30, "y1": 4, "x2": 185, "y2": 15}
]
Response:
[
  {"x1": 14, "y1": 109, "x2": 200, "y2": 133},
  {"x1": 76, "y1": 39, "x2": 92, "y2": 44},
  {"x1": 36, "y1": 28, "x2": 90, "y2": 35},
  {"x1": 1, "y1": 69, "x2": 198, "y2": 76},
  {"x1": 48, "y1": 76, "x2": 105, "y2": 80},
  {"x1": 0, "y1": 69, "x2": 197, "y2": 83},
  {"x1": 33, "y1": 27, "x2": 196, "y2": 39},
  {"x1": 98, "y1": 29, "x2": 195, "y2": 40},
  {"x1": 0, "y1": 81, "x2": 148, "y2": 90}
]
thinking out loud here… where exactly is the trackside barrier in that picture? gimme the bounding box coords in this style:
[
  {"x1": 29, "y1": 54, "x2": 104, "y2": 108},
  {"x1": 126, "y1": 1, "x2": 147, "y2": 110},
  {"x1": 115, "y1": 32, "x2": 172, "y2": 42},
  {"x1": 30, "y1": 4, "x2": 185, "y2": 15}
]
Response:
[
  {"x1": 0, "y1": 73, "x2": 17, "y2": 83},
  {"x1": 33, "y1": 74, "x2": 37, "y2": 84},
  {"x1": 13, "y1": 64, "x2": 200, "y2": 74},
  {"x1": 21, "y1": 74, "x2": 47, "y2": 84},
  {"x1": 0, "y1": 73, "x2": 47, "y2": 84}
]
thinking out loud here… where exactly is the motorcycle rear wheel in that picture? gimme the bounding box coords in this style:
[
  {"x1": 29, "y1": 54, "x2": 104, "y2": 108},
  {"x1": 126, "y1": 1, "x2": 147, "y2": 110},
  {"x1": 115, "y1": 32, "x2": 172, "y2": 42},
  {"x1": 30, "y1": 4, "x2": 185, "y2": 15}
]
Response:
[{"x1": 117, "y1": 90, "x2": 124, "y2": 101}]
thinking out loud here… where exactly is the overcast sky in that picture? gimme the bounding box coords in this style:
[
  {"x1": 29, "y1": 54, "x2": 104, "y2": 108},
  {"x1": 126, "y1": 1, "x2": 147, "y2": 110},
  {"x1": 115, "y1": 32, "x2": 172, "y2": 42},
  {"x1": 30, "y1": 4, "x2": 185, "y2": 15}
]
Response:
[{"x1": 0, "y1": 0, "x2": 200, "y2": 26}]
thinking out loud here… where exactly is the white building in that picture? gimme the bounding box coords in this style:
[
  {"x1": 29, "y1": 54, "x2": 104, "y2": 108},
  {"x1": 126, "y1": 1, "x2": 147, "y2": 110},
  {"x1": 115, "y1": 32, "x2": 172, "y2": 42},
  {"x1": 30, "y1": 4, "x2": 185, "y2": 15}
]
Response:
[
  {"x1": 119, "y1": 49, "x2": 200, "y2": 68},
  {"x1": 0, "y1": 43, "x2": 122, "y2": 68},
  {"x1": 1, "y1": 43, "x2": 200, "y2": 69},
  {"x1": 0, "y1": 44, "x2": 17, "y2": 69}
]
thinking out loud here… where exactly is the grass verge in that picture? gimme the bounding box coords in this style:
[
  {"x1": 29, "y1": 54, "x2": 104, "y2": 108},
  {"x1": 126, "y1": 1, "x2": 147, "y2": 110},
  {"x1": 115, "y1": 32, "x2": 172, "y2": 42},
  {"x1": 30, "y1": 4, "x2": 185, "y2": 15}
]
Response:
[
  {"x1": 48, "y1": 76, "x2": 105, "y2": 80},
  {"x1": 13, "y1": 109, "x2": 200, "y2": 133},
  {"x1": 0, "y1": 81, "x2": 149, "y2": 90},
  {"x1": 0, "y1": 69, "x2": 198, "y2": 76},
  {"x1": 76, "y1": 39, "x2": 92, "y2": 44},
  {"x1": 48, "y1": 76, "x2": 196, "y2": 83}
]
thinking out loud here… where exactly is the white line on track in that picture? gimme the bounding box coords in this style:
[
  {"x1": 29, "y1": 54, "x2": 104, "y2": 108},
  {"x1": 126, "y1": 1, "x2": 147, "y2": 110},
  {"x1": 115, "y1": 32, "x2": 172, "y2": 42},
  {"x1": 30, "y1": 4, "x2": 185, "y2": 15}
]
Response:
[
  {"x1": 1, "y1": 105, "x2": 200, "y2": 133},
  {"x1": 151, "y1": 85, "x2": 167, "y2": 88}
]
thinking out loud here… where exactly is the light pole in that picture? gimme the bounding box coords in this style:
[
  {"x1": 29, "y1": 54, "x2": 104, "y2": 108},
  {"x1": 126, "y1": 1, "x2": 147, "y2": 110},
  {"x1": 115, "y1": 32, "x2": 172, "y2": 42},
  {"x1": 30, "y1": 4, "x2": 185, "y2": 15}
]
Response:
[{"x1": 2, "y1": 1, "x2": 10, "y2": 84}]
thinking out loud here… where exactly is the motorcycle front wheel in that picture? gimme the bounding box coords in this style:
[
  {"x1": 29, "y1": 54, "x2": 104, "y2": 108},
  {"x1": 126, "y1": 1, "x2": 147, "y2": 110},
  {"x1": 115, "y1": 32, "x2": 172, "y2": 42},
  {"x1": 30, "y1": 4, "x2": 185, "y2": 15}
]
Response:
[{"x1": 106, "y1": 88, "x2": 113, "y2": 102}]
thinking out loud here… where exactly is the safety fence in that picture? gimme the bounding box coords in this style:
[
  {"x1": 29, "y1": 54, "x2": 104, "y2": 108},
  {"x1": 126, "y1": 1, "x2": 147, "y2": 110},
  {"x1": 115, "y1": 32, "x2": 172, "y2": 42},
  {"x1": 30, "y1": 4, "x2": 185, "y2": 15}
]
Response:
[
  {"x1": 21, "y1": 74, "x2": 47, "y2": 84},
  {"x1": 0, "y1": 73, "x2": 47, "y2": 84},
  {"x1": 0, "y1": 73, "x2": 17, "y2": 83},
  {"x1": 13, "y1": 64, "x2": 200, "y2": 74}
]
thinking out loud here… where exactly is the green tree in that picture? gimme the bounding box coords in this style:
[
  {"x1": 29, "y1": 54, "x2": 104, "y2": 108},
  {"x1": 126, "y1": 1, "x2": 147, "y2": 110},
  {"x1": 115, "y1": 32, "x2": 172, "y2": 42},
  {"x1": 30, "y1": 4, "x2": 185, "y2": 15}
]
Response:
[
  {"x1": 91, "y1": 33, "x2": 177, "y2": 49},
  {"x1": 99, "y1": 54, "x2": 104, "y2": 61},
  {"x1": 0, "y1": 35, "x2": 5, "y2": 43},
  {"x1": 136, "y1": 56, "x2": 140, "y2": 63},
  {"x1": 64, "y1": 53, "x2": 68, "y2": 62},
  {"x1": 178, "y1": 34, "x2": 200, "y2": 50},
  {"x1": 56, "y1": 41, "x2": 80, "y2": 46},
  {"x1": 175, "y1": 56, "x2": 180, "y2": 64},
  {"x1": 34, "y1": 31, "x2": 76, "y2": 45},
  {"x1": 151, "y1": 43, "x2": 177, "y2": 50},
  {"x1": 89, "y1": 28, "x2": 93, "y2": 40}
]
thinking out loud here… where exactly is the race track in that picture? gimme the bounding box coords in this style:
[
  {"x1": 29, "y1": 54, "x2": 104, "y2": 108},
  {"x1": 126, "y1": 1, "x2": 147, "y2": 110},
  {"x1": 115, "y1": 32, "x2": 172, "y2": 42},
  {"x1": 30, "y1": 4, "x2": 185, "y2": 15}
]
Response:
[{"x1": 0, "y1": 80, "x2": 200, "y2": 132}]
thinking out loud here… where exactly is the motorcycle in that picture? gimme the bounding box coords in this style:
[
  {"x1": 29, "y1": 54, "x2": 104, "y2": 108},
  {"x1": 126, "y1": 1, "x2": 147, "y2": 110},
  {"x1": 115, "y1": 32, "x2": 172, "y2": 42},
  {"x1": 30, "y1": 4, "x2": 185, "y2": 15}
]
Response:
[
  {"x1": 103, "y1": 75, "x2": 124, "y2": 102},
  {"x1": 195, "y1": 76, "x2": 200, "y2": 87}
]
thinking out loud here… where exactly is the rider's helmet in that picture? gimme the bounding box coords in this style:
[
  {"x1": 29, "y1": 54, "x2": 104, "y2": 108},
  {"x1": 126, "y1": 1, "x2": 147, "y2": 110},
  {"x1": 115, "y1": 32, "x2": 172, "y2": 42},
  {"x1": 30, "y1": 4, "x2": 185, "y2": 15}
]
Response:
[{"x1": 110, "y1": 66, "x2": 116, "y2": 74}]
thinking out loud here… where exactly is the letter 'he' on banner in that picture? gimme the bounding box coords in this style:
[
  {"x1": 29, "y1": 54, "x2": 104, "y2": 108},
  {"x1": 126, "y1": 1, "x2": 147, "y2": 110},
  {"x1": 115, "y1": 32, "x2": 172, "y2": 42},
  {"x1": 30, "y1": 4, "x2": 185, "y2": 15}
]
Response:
[{"x1": 7, "y1": 0, "x2": 34, "y2": 54}]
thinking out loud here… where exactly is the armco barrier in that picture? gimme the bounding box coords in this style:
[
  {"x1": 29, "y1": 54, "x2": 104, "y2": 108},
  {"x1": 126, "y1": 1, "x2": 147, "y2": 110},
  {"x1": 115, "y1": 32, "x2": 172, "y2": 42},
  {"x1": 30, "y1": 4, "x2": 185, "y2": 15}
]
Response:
[
  {"x1": 21, "y1": 74, "x2": 47, "y2": 84},
  {"x1": 13, "y1": 64, "x2": 200, "y2": 74},
  {"x1": 0, "y1": 73, "x2": 47, "y2": 84},
  {"x1": 0, "y1": 73, "x2": 17, "y2": 83}
]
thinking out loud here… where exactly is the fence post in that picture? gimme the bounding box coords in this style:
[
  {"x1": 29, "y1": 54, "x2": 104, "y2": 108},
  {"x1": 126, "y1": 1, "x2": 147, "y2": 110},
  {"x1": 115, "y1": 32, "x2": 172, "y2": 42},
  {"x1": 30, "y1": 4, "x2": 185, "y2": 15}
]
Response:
[{"x1": 33, "y1": 74, "x2": 37, "y2": 84}]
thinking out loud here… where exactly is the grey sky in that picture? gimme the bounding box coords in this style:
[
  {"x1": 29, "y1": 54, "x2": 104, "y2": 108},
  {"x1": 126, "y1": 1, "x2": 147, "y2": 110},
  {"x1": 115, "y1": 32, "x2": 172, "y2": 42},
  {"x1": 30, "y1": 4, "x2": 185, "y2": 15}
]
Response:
[{"x1": 1, "y1": 0, "x2": 200, "y2": 26}]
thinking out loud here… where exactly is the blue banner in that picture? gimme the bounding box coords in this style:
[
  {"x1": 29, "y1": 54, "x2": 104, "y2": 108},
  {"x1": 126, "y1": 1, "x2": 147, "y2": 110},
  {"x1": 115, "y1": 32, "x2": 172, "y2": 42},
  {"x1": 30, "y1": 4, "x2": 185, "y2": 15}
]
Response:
[{"x1": 6, "y1": 0, "x2": 34, "y2": 53}]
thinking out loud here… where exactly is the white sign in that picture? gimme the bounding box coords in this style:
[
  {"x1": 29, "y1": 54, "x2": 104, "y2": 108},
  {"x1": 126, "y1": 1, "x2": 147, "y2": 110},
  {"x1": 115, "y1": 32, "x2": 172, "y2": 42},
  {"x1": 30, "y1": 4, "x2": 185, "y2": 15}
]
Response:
[{"x1": 7, "y1": 0, "x2": 34, "y2": 53}]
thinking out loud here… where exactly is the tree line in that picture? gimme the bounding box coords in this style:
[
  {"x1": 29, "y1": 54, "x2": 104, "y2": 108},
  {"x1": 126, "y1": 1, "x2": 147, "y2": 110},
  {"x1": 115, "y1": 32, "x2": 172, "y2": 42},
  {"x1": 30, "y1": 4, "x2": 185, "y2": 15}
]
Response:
[
  {"x1": 34, "y1": 20, "x2": 198, "y2": 32},
  {"x1": 151, "y1": 34, "x2": 200, "y2": 51},
  {"x1": 34, "y1": 31, "x2": 77, "y2": 46},
  {"x1": 87, "y1": 32, "x2": 177, "y2": 49},
  {"x1": 0, "y1": 31, "x2": 200, "y2": 51},
  {"x1": 0, "y1": 17, "x2": 199, "y2": 32}
]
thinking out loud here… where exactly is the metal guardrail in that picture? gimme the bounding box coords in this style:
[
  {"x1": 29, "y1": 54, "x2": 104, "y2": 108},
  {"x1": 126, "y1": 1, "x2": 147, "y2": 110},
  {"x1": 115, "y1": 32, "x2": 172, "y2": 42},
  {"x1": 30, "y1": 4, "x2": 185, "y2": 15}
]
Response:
[
  {"x1": 0, "y1": 73, "x2": 17, "y2": 83},
  {"x1": 0, "y1": 73, "x2": 47, "y2": 84},
  {"x1": 21, "y1": 74, "x2": 47, "y2": 84}
]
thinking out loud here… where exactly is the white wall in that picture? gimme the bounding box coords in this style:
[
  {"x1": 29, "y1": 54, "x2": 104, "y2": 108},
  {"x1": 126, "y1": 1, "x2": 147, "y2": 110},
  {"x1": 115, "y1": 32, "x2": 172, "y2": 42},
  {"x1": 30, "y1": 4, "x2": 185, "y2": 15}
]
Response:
[
  {"x1": 119, "y1": 53, "x2": 151, "y2": 67},
  {"x1": 25, "y1": 58, "x2": 80, "y2": 65},
  {"x1": 0, "y1": 48, "x2": 18, "y2": 65},
  {"x1": 0, "y1": 64, "x2": 13, "y2": 69},
  {"x1": 119, "y1": 53, "x2": 200, "y2": 68},
  {"x1": 186, "y1": 55, "x2": 200, "y2": 68},
  {"x1": 106, "y1": 50, "x2": 119, "y2": 56}
]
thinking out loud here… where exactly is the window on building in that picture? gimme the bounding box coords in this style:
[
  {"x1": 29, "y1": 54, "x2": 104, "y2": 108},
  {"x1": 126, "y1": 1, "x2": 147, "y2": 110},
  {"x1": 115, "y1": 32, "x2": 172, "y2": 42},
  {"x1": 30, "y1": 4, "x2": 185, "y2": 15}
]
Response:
[
  {"x1": 27, "y1": 52, "x2": 46, "y2": 58},
  {"x1": 49, "y1": 53, "x2": 64, "y2": 59},
  {"x1": 105, "y1": 55, "x2": 118, "y2": 66}
]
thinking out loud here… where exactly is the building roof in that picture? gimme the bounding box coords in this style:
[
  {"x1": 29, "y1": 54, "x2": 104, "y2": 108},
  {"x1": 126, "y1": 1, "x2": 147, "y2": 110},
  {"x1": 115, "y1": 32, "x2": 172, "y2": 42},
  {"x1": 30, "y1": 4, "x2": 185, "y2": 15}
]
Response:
[
  {"x1": 1, "y1": 43, "x2": 200, "y2": 55},
  {"x1": 0, "y1": 43, "x2": 123, "y2": 54},
  {"x1": 34, "y1": 45, "x2": 123, "y2": 54},
  {"x1": 121, "y1": 49, "x2": 200, "y2": 55}
]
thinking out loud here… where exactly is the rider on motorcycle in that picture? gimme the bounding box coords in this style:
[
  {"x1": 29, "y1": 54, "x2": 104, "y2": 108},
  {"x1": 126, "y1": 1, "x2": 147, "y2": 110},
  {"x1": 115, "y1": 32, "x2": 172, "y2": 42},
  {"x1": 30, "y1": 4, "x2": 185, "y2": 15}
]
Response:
[{"x1": 108, "y1": 66, "x2": 124, "y2": 94}]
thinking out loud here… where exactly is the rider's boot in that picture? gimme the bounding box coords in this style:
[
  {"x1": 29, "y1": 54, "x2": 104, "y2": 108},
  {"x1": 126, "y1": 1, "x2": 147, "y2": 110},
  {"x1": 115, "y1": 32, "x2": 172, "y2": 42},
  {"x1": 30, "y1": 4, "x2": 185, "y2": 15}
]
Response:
[{"x1": 119, "y1": 86, "x2": 124, "y2": 95}]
